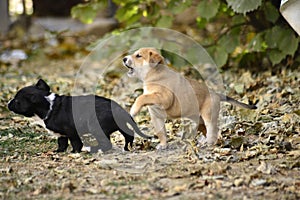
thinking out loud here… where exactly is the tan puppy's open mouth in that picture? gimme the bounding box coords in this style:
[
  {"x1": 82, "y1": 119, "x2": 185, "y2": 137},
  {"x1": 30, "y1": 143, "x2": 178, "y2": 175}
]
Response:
[{"x1": 126, "y1": 66, "x2": 134, "y2": 75}]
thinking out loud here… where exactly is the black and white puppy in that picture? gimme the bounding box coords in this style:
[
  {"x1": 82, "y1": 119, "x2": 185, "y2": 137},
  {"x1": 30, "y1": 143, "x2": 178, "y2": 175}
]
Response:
[{"x1": 8, "y1": 79, "x2": 152, "y2": 153}]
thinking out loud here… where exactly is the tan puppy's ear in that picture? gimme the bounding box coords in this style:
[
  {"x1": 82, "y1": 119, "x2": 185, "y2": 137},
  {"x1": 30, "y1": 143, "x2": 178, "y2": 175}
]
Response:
[{"x1": 149, "y1": 51, "x2": 164, "y2": 67}]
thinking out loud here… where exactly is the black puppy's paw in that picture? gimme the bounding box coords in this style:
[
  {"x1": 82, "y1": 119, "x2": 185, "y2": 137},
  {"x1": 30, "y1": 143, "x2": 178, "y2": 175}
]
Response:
[
  {"x1": 124, "y1": 141, "x2": 133, "y2": 151},
  {"x1": 55, "y1": 148, "x2": 67, "y2": 153},
  {"x1": 70, "y1": 139, "x2": 83, "y2": 153},
  {"x1": 57, "y1": 137, "x2": 68, "y2": 152},
  {"x1": 71, "y1": 149, "x2": 82, "y2": 153}
]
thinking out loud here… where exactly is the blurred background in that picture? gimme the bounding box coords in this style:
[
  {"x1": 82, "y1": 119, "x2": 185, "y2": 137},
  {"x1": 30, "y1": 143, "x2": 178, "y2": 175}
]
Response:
[{"x1": 1, "y1": 0, "x2": 299, "y2": 70}]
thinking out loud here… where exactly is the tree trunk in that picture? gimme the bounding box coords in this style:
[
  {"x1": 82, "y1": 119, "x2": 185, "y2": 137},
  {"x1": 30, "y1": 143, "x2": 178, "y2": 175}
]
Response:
[
  {"x1": 0, "y1": 0, "x2": 9, "y2": 35},
  {"x1": 32, "y1": 0, "x2": 84, "y2": 16}
]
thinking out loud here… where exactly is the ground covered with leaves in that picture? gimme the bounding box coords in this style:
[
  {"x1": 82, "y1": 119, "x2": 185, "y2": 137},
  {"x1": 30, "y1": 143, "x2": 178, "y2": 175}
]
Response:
[{"x1": 0, "y1": 37, "x2": 299, "y2": 199}]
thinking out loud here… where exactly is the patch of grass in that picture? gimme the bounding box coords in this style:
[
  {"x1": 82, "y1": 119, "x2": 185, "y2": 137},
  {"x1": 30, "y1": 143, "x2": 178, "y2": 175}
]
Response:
[
  {"x1": 116, "y1": 193, "x2": 137, "y2": 200},
  {"x1": 108, "y1": 181, "x2": 128, "y2": 187},
  {"x1": 0, "y1": 127, "x2": 56, "y2": 158}
]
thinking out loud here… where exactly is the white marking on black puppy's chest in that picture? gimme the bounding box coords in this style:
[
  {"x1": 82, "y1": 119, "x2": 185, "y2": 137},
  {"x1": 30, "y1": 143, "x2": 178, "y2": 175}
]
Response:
[
  {"x1": 43, "y1": 93, "x2": 55, "y2": 120},
  {"x1": 45, "y1": 93, "x2": 55, "y2": 108}
]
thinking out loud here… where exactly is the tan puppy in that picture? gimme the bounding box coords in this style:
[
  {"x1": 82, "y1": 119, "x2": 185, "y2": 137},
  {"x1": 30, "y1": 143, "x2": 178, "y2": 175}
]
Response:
[{"x1": 123, "y1": 48, "x2": 256, "y2": 149}]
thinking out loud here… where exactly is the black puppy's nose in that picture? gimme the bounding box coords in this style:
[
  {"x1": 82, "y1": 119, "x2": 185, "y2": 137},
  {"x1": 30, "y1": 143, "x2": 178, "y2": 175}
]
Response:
[{"x1": 123, "y1": 57, "x2": 127, "y2": 63}]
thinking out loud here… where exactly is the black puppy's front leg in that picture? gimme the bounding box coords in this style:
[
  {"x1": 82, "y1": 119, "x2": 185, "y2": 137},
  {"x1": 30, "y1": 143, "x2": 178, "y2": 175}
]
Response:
[
  {"x1": 56, "y1": 136, "x2": 68, "y2": 152},
  {"x1": 69, "y1": 134, "x2": 83, "y2": 153}
]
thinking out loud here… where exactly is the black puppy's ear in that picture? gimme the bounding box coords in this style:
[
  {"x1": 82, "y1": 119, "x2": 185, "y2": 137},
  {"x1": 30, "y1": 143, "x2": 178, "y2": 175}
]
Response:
[{"x1": 35, "y1": 79, "x2": 50, "y2": 92}]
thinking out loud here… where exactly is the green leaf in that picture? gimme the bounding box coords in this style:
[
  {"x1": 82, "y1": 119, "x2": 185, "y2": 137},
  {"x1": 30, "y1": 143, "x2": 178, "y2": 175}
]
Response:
[
  {"x1": 278, "y1": 30, "x2": 299, "y2": 56},
  {"x1": 169, "y1": 0, "x2": 191, "y2": 14},
  {"x1": 113, "y1": 0, "x2": 139, "y2": 5},
  {"x1": 127, "y1": 13, "x2": 143, "y2": 26},
  {"x1": 71, "y1": 3, "x2": 102, "y2": 24},
  {"x1": 208, "y1": 46, "x2": 228, "y2": 67},
  {"x1": 115, "y1": 4, "x2": 140, "y2": 23},
  {"x1": 197, "y1": 0, "x2": 220, "y2": 20},
  {"x1": 232, "y1": 15, "x2": 246, "y2": 25},
  {"x1": 226, "y1": 0, "x2": 262, "y2": 14},
  {"x1": 265, "y1": 26, "x2": 299, "y2": 64},
  {"x1": 218, "y1": 30, "x2": 240, "y2": 53},
  {"x1": 264, "y1": 2, "x2": 279, "y2": 24},
  {"x1": 196, "y1": 17, "x2": 207, "y2": 29},
  {"x1": 156, "y1": 15, "x2": 173, "y2": 28},
  {"x1": 265, "y1": 26, "x2": 282, "y2": 49},
  {"x1": 268, "y1": 49, "x2": 286, "y2": 65},
  {"x1": 248, "y1": 32, "x2": 265, "y2": 52},
  {"x1": 265, "y1": 26, "x2": 299, "y2": 56}
]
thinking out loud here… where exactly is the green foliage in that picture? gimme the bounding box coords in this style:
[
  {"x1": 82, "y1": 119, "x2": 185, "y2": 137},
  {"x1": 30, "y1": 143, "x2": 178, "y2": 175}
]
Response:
[
  {"x1": 114, "y1": 1, "x2": 142, "y2": 25},
  {"x1": 156, "y1": 15, "x2": 173, "y2": 28},
  {"x1": 264, "y1": 1, "x2": 280, "y2": 23},
  {"x1": 226, "y1": 0, "x2": 262, "y2": 14},
  {"x1": 71, "y1": 1, "x2": 106, "y2": 24},
  {"x1": 208, "y1": 45, "x2": 228, "y2": 67},
  {"x1": 71, "y1": 0, "x2": 300, "y2": 68},
  {"x1": 265, "y1": 26, "x2": 299, "y2": 65},
  {"x1": 197, "y1": 0, "x2": 220, "y2": 20}
]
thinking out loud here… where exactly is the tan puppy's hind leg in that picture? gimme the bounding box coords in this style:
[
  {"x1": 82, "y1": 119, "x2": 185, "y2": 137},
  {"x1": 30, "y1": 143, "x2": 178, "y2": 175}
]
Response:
[
  {"x1": 181, "y1": 115, "x2": 200, "y2": 140},
  {"x1": 198, "y1": 116, "x2": 207, "y2": 136},
  {"x1": 148, "y1": 106, "x2": 168, "y2": 149},
  {"x1": 205, "y1": 121, "x2": 219, "y2": 145},
  {"x1": 201, "y1": 94, "x2": 220, "y2": 145}
]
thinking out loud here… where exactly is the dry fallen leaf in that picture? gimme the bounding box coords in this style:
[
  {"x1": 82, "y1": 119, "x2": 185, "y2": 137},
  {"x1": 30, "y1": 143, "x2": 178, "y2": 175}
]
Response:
[{"x1": 257, "y1": 161, "x2": 276, "y2": 174}]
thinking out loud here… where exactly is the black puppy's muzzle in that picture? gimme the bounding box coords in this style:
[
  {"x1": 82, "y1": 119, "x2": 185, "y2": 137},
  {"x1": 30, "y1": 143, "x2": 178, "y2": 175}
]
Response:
[
  {"x1": 7, "y1": 99, "x2": 15, "y2": 111},
  {"x1": 7, "y1": 99, "x2": 34, "y2": 117}
]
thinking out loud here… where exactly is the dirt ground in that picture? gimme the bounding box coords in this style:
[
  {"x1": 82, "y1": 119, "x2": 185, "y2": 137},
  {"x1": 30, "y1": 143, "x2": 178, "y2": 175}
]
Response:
[{"x1": 0, "y1": 38, "x2": 300, "y2": 199}]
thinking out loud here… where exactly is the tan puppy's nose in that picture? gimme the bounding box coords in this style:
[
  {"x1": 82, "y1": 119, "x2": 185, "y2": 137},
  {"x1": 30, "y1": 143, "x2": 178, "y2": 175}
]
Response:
[{"x1": 123, "y1": 56, "x2": 132, "y2": 67}]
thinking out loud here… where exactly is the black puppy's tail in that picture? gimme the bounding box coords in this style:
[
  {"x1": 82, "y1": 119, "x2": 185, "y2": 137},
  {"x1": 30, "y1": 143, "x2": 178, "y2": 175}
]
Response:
[
  {"x1": 218, "y1": 93, "x2": 257, "y2": 109},
  {"x1": 129, "y1": 117, "x2": 153, "y2": 139}
]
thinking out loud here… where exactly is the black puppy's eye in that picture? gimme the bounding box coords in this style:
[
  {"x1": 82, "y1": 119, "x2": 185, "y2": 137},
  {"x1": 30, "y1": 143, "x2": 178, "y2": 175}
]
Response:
[
  {"x1": 14, "y1": 99, "x2": 21, "y2": 107},
  {"x1": 136, "y1": 54, "x2": 142, "y2": 58}
]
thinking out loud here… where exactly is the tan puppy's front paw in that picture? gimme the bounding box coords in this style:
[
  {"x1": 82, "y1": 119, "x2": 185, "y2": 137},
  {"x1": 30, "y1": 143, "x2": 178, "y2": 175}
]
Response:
[
  {"x1": 156, "y1": 143, "x2": 167, "y2": 150},
  {"x1": 206, "y1": 138, "x2": 217, "y2": 145},
  {"x1": 130, "y1": 103, "x2": 139, "y2": 117},
  {"x1": 197, "y1": 135, "x2": 207, "y2": 145}
]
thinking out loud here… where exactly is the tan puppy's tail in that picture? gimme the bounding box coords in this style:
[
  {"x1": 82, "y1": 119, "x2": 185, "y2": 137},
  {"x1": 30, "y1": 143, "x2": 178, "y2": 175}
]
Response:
[{"x1": 218, "y1": 93, "x2": 257, "y2": 109}]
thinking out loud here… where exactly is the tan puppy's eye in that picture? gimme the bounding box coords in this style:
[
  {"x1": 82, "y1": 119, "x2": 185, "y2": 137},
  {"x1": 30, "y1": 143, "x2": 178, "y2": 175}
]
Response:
[{"x1": 136, "y1": 54, "x2": 142, "y2": 58}]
